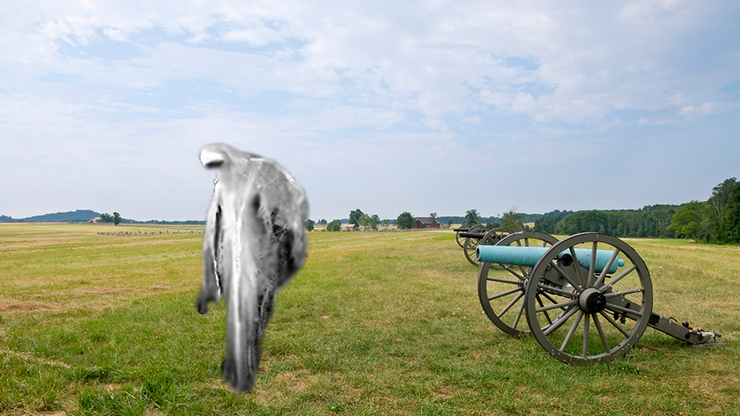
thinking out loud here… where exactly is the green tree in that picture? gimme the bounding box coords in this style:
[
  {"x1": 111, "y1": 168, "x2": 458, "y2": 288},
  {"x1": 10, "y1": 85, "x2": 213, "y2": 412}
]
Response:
[
  {"x1": 669, "y1": 201, "x2": 705, "y2": 240},
  {"x1": 464, "y1": 209, "x2": 481, "y2": 226},
  {"x1": 430, "y1": 212, "x2": 438, "y2": 228},
  {"x1": 349, "y1": 209, "x2": 365, "y2": 226},
  {"x1": 100, "y1": 213, "x2": 113, "y2": 223},
  {"x1": 500, "y1": 208, "x2": 524, "y2": 232},
  {"x1": 724, "y1": 183, "x2": 740, "y2": 243},
  {"x1": 707, "y1": 178, "x2": 738, "y2": 242},
  {"x1": 305, "y1": 219, "x2": 315, "y2": 231},
  {"x1": 319, "y1": 219, "x2": 327, "y2": 225},
  {"x1": 359, "y1": 213, "x2": 370, "y2": 229},
  {"x1": 382, "y1": 219, "x2": 390, "y2": 229},
  {"x1": 397, "y1": 212, "x2": 413, "y2": 229},
  {"x1": 370, "y1": 214, "x2": 380, "y2": 230},
  {"x1": 326, "y1": 220, "x2": 341, "y2": 231},
  {"x1": 113, "y1": 212, "x2": 122, "y2": 226}
]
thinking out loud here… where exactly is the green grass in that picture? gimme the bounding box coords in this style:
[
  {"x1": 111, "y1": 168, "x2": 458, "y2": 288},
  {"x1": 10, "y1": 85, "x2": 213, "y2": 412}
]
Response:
[{"x1": 0, "y1": 224, "x2": 738, "y2": 415}]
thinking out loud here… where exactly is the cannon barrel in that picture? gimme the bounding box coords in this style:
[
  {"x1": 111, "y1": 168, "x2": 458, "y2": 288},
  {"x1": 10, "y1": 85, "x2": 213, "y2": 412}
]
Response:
[
  {"x1": 459, "y1": 232, "x2": 486, "y2": 239},
  {"x1": 476, "y1": 245, "x2": 625, "y2": 274}
]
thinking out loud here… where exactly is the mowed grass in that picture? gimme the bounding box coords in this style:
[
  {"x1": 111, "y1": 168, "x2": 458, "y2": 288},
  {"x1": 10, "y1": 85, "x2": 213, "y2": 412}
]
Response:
[{"x1": 0, "y1": 224, "x2": 738, "y2": 415}]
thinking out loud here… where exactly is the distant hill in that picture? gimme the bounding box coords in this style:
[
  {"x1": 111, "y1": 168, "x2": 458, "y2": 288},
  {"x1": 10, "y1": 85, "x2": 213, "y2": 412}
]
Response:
[
  {"x1": 0, "y1": 209, "x2": 101, "y2": 223},
  {"x1": 0, "y1": 210, "x2": 206, "y2": 224}
]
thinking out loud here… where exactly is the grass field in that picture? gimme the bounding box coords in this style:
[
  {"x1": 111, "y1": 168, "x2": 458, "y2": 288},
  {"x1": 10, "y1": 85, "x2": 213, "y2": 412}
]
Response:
[{"x1": 1, "y1": 223, "x2": 739, "y2": 415}]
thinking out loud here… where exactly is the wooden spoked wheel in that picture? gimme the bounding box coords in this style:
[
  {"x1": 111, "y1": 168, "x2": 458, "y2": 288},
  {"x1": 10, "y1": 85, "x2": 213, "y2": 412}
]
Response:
[
  {"x1": 524, "y1": 233, "x2": 654, "y2": 364},
  {"x1": 461, "y1": 225, "x2": 486, "y2": 265},
  {"x1": 478, "y1": 231, "x2": 558, "y2": 336}
]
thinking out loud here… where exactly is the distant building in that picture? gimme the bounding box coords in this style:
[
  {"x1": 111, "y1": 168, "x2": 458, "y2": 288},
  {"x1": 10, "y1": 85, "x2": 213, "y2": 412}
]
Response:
[
  {"x1": 88, "y1": 217, "x2": 102, "y2": 223},
  {"x1": 413, "y1": 217, "x2": 440, "y2": 228},
  {"x1": 340, "y1": 223, "x2": 358, "y2": 231}
]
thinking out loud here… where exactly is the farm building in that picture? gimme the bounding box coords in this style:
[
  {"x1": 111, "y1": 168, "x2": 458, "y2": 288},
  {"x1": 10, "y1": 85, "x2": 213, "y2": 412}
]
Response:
[
  {"x1": 413, "y1": 217, "x2": 440, "y2": 228},
  {"x1": 88, "y1": 217, "x2": 102, "y2": 223},
  {"x1": 340, "y1": 223, "x2": 358, "y2": 231}
]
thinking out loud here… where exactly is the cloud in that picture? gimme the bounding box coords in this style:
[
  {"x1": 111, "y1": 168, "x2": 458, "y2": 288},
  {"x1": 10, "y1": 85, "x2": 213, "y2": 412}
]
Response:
[{"x1": 1, "y1": 1, "x2": 740, "y2": 219}]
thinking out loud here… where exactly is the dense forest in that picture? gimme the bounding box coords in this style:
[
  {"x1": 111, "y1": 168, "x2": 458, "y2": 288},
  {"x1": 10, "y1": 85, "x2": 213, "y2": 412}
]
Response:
[
  {"x1": 534, "y1": 206, "x2": 677, "y2": 238},
  {"x1": 536, "y1": 178, "x2": 740, "y2": 244}
]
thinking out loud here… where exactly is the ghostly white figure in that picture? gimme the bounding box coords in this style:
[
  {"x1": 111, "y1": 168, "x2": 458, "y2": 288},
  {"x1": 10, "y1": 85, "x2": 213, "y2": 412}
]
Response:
[{"x1": 196, "y1": 143, "x2": 308, "y2": 393}]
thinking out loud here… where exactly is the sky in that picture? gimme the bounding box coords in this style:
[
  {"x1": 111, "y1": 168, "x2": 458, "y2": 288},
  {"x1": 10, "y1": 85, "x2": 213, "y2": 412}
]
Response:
[{"x1": 1, "y1": 0, "x2": 739, "y2": 222}]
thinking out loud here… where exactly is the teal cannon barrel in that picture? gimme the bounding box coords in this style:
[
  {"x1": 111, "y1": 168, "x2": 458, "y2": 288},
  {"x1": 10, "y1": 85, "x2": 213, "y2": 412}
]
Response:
[{"x1": 476, "y1": 245, "x2": 625, "y2": 274}]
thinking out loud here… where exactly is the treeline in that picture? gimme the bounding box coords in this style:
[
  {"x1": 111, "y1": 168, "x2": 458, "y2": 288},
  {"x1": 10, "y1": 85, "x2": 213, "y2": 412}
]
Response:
[
  {"x1": 667, "y1": 178, "x2": 740, "y2": 244},
  {"x1": 534, "y1": 206, "x2": 677, "y2": 238},
  {"x1": 530, "y1": 177, "x2": 740, "y2": 244}
]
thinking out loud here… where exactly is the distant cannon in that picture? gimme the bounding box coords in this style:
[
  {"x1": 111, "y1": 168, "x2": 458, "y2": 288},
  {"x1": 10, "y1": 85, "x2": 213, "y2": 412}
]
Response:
[
  {"x1": 455, "y1": 226, "x2": 512, "y2": 266},
  {"x1": 477, "y1": 231, "x2": 721, "y2": 364}
]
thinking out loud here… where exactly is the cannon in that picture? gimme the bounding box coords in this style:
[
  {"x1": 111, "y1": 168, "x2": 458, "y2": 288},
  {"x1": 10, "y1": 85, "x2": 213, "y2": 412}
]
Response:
[
  {"x1": 454, "y1": 225, "x2": 485, "y2": 248},
  {"x1": 477, "y1": 231, "x2": 721, "y2": 364},
  {"x1": 456, "y1": 227, "x2": 512, "y2": 266}
]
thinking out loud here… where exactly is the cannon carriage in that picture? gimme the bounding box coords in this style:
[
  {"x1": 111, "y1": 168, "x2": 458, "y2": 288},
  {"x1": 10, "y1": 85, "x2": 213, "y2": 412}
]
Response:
[
  {"x1": 475, "y1": 231, "x2": 721, "y2": 364},
  {"x1": 454, "y1": 226, "x2": 513, "y2": 266}
]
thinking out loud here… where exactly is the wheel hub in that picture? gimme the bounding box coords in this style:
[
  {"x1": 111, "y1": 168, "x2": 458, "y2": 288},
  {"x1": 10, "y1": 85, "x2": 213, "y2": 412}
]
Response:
[{"x1": 579, "y1": 288, "x2": 607, "y2": 313}]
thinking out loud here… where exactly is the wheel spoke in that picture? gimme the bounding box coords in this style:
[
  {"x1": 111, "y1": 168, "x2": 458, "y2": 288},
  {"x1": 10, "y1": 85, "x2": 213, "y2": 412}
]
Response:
[
  {"x1": 536, "y1": 294, "x2": 555, "y2": 326},
  {"x1": 568, "y1": 247, "x2": 585, "y2": 288},
  {"x1": 560, "y1": 310, "x2": 584, "y2": 352},
  {"x1": 536, "y1": 299, "x2": 577, "y2": 313},
  {"x1": 582, "y1": 314, "x2": 590, "y2": 357},
  {"x1": 488, "y1": 286, "x2": 522, "y2": 301},
  {"x1": 599, "y1": 265, "x2": 637, "y2": 293},
  {"x1": 599, "y1": 310, "x2": 630, "y2": 338},
  {"x1": 502, "y1": 265, "x2": 525, "y2": 281},
  {"x1": 487, "y1": 276, "x2": 520, "y2": 285},
  {"x1": 497, "y1": 291, "x2": 525, "y2": 317},
  {"x1": 587, "y1": 242, "x2": 597, "y2": 287},
  {"x1": 512, "y1": 298, "x2": 526, "y2": 329},
  {"x1": 539, "y1": 290, "x2": 566, "y2": 308},
  {"x1": 593, "y1": 313, "x2": 611, "y2": 353},
  {"x1": 604, "y1": 287, "x2": 644, "y2": 298},
  {"x1": 605, "y1": 303, "x2": 642, "y2": 318},
  {"x1": 537, "y1": 282, "x2": 578, "y2": 298},
  {"x1": 594, "y1": 248, "x2": 620, "y2": 287},
  {"x1": 543, "y1": 305, "x2": 578, "y2": 336},
  {"x1": 550, "y1": 261, "x2": 583, "y2": 291}
]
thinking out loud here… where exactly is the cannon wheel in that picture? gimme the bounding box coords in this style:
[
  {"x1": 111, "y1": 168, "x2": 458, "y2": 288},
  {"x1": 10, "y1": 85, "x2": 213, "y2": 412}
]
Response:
[
  {"x1": 455, "y1": 228, "x2": 469, "y2": 248},
  {"x1": 524, "y1": 233, "x2": 654, "y2": 364},
  {"x1": 461, "y1": 225, "x2": 486, "y2": 264},
  {"x1": 464, "y1": 227, "x2": 513, "y2": 266},
  {"x1": 478, "y1": 231, "x2": 558, "y2": 336}
]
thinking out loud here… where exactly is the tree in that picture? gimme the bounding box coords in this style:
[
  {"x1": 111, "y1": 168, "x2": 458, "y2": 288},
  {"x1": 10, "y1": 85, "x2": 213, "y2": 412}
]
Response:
[
  {"x1": 305, "y1": 219, "x2": 315, "y2": 231},
  {"x1": 447, "y1": 219, "x2": 453, "y2": 229},
  {"x1": 319, "y1": 219, "x2": 327, "y2": 225},
  {"x1": 326, "y1": 220, "x2": 341, "y2": 231},
  {"x1": 669, "y1": 201, "x2": 705, "y2": 240},
  {"x1": 500, "y1": 208, "x2": 524, "y2": 232},
  {"x1": 464, "y1": 209, "x2": 481, "y2": 226},
  {"x1": 382, "y1": 219, "x2": 390, "y2": 229},
  {"x1": 113, "y1": 212, "x2": 122, "y2": 226},
  {"x1": 397, "y1": 212, "x2": 413, "y2": 229},
  {"x1": 430, "y1": 212, "x2": 438, "y2": 228},
  {"x1": 370, "y1": 214, "x2": 380, "y2": 230},
  {"x1": 349, "y1": 209, "x2": 365, "y2": 226},
  {"x1": 100, "y1": 213, "x2": 113, "y2": 223},
  {"x1": 707, "y1": 178, "x2": 738, "y2": 242}
]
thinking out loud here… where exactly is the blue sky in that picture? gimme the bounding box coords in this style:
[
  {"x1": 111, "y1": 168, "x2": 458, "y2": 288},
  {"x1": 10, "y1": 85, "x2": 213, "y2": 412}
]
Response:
[{"x1": 1, "y1": 0, "x2": 739, "y2": 221}]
